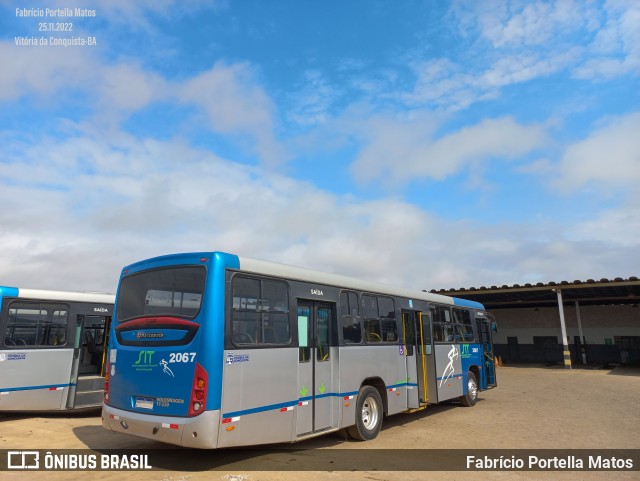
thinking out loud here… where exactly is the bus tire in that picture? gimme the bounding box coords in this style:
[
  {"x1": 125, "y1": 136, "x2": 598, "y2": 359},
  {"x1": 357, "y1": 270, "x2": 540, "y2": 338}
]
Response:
[
  {"x1": 347, "y1": 385, "x2": 383, "y2": 441},
  {"x1": 461, "y1": 371, "x2": 478, "y2": 407}
]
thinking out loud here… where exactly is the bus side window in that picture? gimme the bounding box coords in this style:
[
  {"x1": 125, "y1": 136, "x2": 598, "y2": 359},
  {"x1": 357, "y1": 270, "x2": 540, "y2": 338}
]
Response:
[
  {"x1": 432, "y1": 305, "x2": 454, "y2": 343},
  {"x1": 298, "y1": 306, "x2": 310, "y2": 362},
  {"x1": 361, "y1": 295, "x2": 396, "y2": 343},
  {"x1": 401, "y1": 311, "x2": 415, "y2": 355},
  {"x1": 378, "y1": 297, "x2": 397, "y2": 342},
  {"x1": 361, "y1": 295, "x2": 382, "y2": 343},
  {"x1": 433, "y1": 322, "x2": 454, "y2": 343},
  {"x1": 316, "y1": 306, "x2": 331, "y2": 362},
  {"x1": 452, "y1": 308, "x2": 475, "y2": 342},
  {"x1": 262, "y1": 280, "x2": 290, "y2": 344},
  {"x1": 433, "y1": 323, "x2": 444, "y2": 343},
  {"x1": 439, "y1": 307, "x2": 452, "y2": 324},
  {"x1": 456, "y1": 324, "x2": 475, "y2": 342},
  {"x1": 231, "y1": 276, "x2": 290, "y2": 346},
  {"x1": 5, "y1": 302, "x2": 69, "y2": 348},
  {"x1": 340, "y1": 291, "x2": 362, "y2": 344}
]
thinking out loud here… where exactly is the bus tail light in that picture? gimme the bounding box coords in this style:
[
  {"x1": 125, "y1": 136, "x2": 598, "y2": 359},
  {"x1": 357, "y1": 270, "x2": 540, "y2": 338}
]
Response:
[
  {"x1": 104, "y1": 361, "x2": 111, "y2": 405},
  {"x1": 188, "y1": 362, "x2": 208, "y2": 416}
]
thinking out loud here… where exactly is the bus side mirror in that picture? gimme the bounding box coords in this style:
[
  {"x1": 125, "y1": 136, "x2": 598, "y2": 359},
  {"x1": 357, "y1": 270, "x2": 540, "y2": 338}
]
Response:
[{"x1": 491, "y1": 322, "x2": 498, "y2": 332}]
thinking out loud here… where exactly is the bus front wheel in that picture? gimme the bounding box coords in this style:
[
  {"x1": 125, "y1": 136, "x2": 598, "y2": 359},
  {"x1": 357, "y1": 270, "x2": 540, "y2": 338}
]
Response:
[
  {"x1": 347, "y1": 385, "x2": 383, "y2": 441},
  {"x1": 461, "y1": 371, "x2": 478, "y2": 407}
]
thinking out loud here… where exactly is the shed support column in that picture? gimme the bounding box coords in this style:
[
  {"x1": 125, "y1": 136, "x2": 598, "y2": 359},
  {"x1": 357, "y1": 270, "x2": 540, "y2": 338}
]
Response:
[
  {"x1": 555, "y1": 289, "x2": 572, "y2": 369},
  {"x1": 575, "y1": 301, "x2": 586, "y2": 365}
]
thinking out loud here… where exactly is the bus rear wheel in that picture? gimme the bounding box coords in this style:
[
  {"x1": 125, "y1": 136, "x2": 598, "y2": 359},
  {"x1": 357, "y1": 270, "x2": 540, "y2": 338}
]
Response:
[
  {"x1": 461, "y1": 371, "x2": 478, "y2": 407},
  {"x1": 347, "y1": 385, "x2": 383, "y2": 441}
]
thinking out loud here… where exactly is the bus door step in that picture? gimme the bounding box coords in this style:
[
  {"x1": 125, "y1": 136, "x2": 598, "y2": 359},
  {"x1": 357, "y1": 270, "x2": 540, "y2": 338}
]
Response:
[
  {"x1": 73, "y1": 390, "x2": 103, "y2": 407},
  {"x1": 407, "y1": 403, "x2": 428, "y2": 413}
]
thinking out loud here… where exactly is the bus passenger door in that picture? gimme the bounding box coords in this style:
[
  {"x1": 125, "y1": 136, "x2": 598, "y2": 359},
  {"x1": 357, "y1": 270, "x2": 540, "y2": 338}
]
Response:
[
  {"x1": 401, "y1": 310, "x2": 419, "y2": 409},
  {"x1": 296, "y1": 301, "x2": 335, "y2": 437},
  {"x1": 67, "y1": 314, "x2": 110, "y2": 409},
  {"x1": 479, "y1": 318, "x2": 497, "y2": 389},
  {"x1": 415, "y1": 311, "x2": 437, "y2": 405}
]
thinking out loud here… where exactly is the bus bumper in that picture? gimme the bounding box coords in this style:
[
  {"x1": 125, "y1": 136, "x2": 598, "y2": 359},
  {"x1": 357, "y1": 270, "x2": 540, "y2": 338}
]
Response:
[{"x1": 102, "y1": 404, "x2": 220, "y2": 449}]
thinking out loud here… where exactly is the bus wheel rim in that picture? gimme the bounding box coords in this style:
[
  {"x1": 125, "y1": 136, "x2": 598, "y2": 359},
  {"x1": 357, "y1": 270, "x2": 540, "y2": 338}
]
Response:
[
  {"x1": 362, "y1": 396, "x2": 379, "y2": 430},
  {"x1": 468, "y1": 378, "x2": 478, "y2": 399}
]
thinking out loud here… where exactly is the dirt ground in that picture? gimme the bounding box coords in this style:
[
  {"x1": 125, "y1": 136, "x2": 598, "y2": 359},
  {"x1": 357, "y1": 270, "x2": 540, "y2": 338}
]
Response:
[{"x1": 1, "y1": 365, "x2": 639, "y2": 481}]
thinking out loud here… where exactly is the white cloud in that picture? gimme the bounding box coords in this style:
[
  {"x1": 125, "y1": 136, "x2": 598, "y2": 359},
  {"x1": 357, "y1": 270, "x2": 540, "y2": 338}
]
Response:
[
  {"x1": 98, "y1": 64, "x2": 167, "y2": 113},
  {"x1": 0, "y1": 38, "x2": 284, "y2": 165},
  {"x1": 1, "y1": 131, "x2": 638, "y2": 293},
  {"x1": 179, "y1": 62, "x2": 287, "y2": 165},
  {"x1": 480, "y1": 0, "x2": 582, "y2": 48},
  {"x1": 438, "y1": 0, "x2": 638, "y2": 110},
  {"x1": 554, "y1": 111, "x2": 640, "y2": 189},
  {"x1": 403, "y1": 48, "x2": 580, "y2": 111},
  {"x1": 573, "y1": 0, "x2": 640, "y2": 79},
  {"x1": 403, "y1": 58, "x2": 479, "y2": 110},
  {"x1": 0, "y1": 134, "x2": 443, "y2": 290},
  {"x1": 451, "y1": 0, "x2": 597, "y2": 48},
  {"x1": 481, "y1": 48, "x2": 582, "y2": 87},
  {"x1": 0, "y1": 42, "x2": 166, "y2": 118},
  {"x1": 351, "y1": 116, "x2": 547, "y2": 185},
  {"x1": 0, "y1": 42, "x2": 93, "y2": 101},
  {"x1": 569, "y1": 197, "x2": 640, "y2": 248},
  {"x1": 2, "y1": 0, "x2": 639, "y2": 295},
  {"x1": 286, "y1": 69, "x2": 337, "y2": 127}
]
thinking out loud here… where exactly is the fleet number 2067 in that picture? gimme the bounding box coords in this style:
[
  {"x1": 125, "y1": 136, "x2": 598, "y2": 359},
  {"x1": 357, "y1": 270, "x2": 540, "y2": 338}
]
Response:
[{"x1": 169, "y1": 352, "x2": 196, "y2": 363}]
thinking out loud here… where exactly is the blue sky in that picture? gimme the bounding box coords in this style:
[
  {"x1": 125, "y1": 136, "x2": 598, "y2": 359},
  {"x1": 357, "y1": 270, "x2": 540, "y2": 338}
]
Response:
[{"x1": 1, "y1": 0, "x2": 639, "y2": 293}]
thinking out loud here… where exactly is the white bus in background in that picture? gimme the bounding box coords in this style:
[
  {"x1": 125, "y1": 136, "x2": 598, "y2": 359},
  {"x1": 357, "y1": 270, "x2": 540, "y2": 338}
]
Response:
[{"x1": 0, "y1": 286, "x2": 114, "y2": 411}]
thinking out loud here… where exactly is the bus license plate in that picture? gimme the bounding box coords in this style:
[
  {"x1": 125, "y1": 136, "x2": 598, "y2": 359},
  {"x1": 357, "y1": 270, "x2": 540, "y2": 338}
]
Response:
[{"x1": 135, "y1": 397, "x2": 154, "y2": 409}]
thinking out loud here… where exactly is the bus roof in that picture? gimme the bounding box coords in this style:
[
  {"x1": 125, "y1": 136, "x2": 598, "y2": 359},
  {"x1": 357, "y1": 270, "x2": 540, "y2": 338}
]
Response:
[
  {"x1": 120, "y1": 251, "x2": 485, "y2": 310},
  {"x1": 238, "y1": 256, "x2": 485, "y2": 310},
  {"x1": 0, "y1": 286, "x2": 115, "y2": 304}
]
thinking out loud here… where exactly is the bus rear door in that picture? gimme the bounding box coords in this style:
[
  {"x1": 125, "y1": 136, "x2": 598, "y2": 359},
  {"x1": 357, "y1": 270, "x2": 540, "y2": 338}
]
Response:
[
  {"x1": 415, "y1": 310, "x2": 437, "y2": 404},
  {"x1": 401, "y1": 310, "x2": 419, "y2": 408},
  {"x1": 67, "y1": 314, "x2": 111, "y2": 409},
  {"x1": 478, "y1": 314, "x2": 497, "y2": 389},
  {"x1": 296, "y1": 300, "x2": 336, "y2": 437},
  {"x1": 403, "y1": 309, "x2": 437, "y2": 408}
]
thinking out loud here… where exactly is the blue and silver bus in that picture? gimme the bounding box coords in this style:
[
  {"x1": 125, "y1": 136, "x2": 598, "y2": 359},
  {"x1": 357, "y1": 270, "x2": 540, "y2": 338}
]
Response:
[
  {"x1": 0, "y1": 286, "x2": 115, "y2": 411},
  {"x1": 102, "y1": 252, "x2": 497, "y2": 448}
]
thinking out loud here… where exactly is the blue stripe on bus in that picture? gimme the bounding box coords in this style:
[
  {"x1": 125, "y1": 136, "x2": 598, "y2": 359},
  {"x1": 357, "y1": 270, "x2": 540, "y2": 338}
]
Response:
[
  {"x1": 452, "y1": 297, "x2": 485, "y2": 309},
  {"x1": 0, "y1": 383, "x2": 72, "y2": 392},
  {"x1": 387, "y1": 382, "x2": 418, "y2": 389},
  {"x1": 223, "y1": 399, "x2": 299, "y2": 418},
  {"x1": 0, "y1": 286, "x2": 19, "y2": 315},
  {"x1": 341, "y1": 390, "x2": 359, "y2": 397},
  {"x1": 222, "y1": 383, "x2": 416, "y2": 418}
]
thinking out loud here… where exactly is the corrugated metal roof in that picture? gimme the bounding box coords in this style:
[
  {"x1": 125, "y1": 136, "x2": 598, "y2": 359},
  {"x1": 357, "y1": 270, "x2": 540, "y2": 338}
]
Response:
[{"x1": 428, "y1": 277, "x2": 640, "y2": 309}]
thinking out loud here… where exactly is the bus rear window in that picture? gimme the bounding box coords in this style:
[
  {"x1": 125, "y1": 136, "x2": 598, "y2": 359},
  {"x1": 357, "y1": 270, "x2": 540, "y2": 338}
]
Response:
[{"x1": 117, "y1": 266, "x2": 206, "y2": 322}]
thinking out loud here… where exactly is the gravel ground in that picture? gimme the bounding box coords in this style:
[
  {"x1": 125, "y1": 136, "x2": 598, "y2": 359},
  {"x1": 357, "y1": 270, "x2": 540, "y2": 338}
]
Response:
[{"x1": 1, "y1": 364, "x2": 639, "y2": 481}]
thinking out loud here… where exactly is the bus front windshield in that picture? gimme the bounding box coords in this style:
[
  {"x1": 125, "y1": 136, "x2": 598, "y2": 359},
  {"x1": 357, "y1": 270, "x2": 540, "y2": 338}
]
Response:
[{"x1": 116, "y1": 266, "x2": 206, "y2": 322}]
